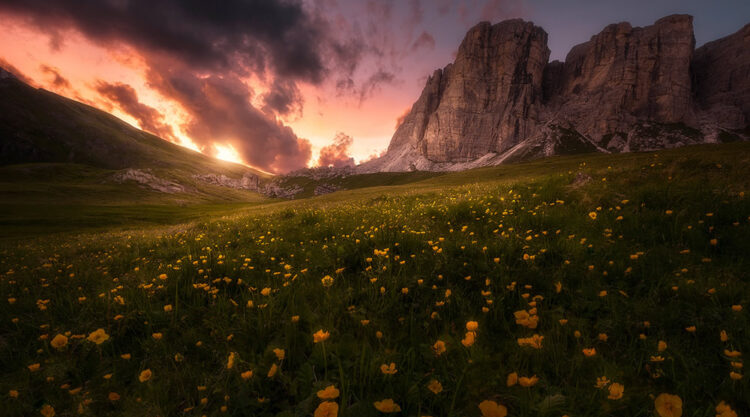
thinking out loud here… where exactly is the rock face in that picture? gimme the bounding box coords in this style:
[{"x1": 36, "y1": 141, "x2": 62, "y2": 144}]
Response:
[
  {"x1": 361, "y1": 15, "x2": 750, "y2": 173},
  {"x1": 692, "y1": 23, "x2": 750, "y2": 129}
]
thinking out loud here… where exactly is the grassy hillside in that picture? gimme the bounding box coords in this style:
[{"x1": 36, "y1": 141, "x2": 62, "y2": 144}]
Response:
[{"x1": 1, "y1": 142, "x2": 748, "y2": 417}]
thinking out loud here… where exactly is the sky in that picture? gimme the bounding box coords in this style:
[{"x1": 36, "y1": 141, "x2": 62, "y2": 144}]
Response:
[{"x1": 0, "y1": 0, "x2": 748, "y2": 174}]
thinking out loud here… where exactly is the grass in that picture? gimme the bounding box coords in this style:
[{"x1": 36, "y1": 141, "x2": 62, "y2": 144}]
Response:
[{"x1": 1, "y1": 142, "x2": 749, "y2": 417}]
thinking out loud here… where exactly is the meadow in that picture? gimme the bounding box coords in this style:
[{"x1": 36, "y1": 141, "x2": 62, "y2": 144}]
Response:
[{"x1": 1, "y1": 143, "x2": 749, "y2": 417}]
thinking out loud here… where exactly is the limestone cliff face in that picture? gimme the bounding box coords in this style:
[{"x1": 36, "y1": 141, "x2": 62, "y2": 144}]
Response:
[
  {"x1": 553, "y1": 15, "x2": 696, "y2": 145},
  {"x1": 359, "y1": 15, "x2": 750, "y2": 173},
  {"x1": 385, "y1": 20, "x2": 549, "y2": 163},
  {"x1": 692, "y1": 23, "x2": 750, "y2": 129}
]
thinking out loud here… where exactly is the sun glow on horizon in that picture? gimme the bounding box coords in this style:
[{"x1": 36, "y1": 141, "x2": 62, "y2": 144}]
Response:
[{"x1": 213, "y1": 143, "x2": 245, "y2": 165}]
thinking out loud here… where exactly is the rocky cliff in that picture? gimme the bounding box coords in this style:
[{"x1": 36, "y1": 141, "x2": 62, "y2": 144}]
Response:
[{"x1": 360, "y1": 15, "x2": 750, "y2": 173}]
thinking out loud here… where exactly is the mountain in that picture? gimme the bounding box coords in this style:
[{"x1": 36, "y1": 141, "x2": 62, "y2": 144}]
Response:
[
  {"x1": 359, "y1": 15, "x2": 750, "y2": 173},
  {"x1": 0, "y1": 67, "x2": 272, "y2": 203}
]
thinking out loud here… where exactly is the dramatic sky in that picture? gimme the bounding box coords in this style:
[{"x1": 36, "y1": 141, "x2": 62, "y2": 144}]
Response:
[{"x1": 1, "y1": 0, "x2": 748, "y2": 173}]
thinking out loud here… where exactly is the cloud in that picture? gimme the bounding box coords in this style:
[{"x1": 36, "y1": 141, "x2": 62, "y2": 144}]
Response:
[
  {"x1": 394, "y1": 106, "x2": 413, "y2": 130},
  {"x1": 0, "y1": 57, "x2": 34, "y2": 85},
  {"x1": 262, "y1": 78, "x2": 303, "y2": 118},
  {"x1": 411, "y1": 31, "x2": 436, "y2": 52},
  {"x1": 94, "y1": 81, "x2": 175, "y2": 141},
  {"x1": 39, "y1": 64, "x2": 71, "y2": 90},
  {"x1": 358, "y1": 69, "x2": 396, "y2": 103},
  {"x1": 146, "y1": 59, "x2": 311, "y2": 173},
  {"x1": 317, "y1": 132, "x2": 355, "y2": 168}
]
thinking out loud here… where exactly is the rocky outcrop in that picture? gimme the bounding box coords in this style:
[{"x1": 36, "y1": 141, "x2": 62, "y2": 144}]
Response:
[
  {"x1": 551, "y1": 15, "x2": 696, "y2": 147},
  {"x1": 692, "y1": 23, "x2": 750, "y2": 129},
  {"x1": 193, "y1": 173, "x2": 259, "y2": 190},
  {"x1": 361, "y1": 15, "x2": 750, "y2": 173},
  {"x1": 112, "y1": 169, "x2": 185, "y2": 193}
]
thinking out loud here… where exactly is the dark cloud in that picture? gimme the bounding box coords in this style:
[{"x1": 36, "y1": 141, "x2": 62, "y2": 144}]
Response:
[
  {"x1": 411, "y1": 31, "x2": 436, "y2": 52},
  {"x1": 262, "y1": 78, "x2": 303, "y2": 117},
  {"x1": 0, "y1": 57, "x2": 34, "y2": 85},
  {"x1": 0, "y1": 0, "x2": 329, "y2": 82},
  {"x1": 94, "y1": 81, "x2": 175, "y2": 141},
  {"x1": 317, "y1": 132, "x2": 354, "y2": 168},
  {"x1": 358, "y1": 70, "x2": 396, "y2": 103},
  {"x1": 146, "y1": 60, "x2": 311, "y2": 173},
  {"x1": 39, "y1": 64, "x2": 71, "y2": 90}
]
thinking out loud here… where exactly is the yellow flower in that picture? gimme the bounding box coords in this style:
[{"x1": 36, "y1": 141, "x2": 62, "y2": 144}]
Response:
[
  {"x1": 731, "y1": 305, "x2": 742, "y2": 312},
  {"x1": 163, "y1": 304, "x2": 173, "y2": 312},
  {"x1": 291, "y1": 315, "x2": 300, "y2": 323},
  {"x1": 321, "y1": 275, "x2": 334, "y2": 287},
  {"x1": 139, "y1": 369, "x2": 152, "y2": 382},
  {"x1": 241, "y1": 370, "x2": 253, "y2": 380},
  {"x1": 152, "y1": 332, "x2": 163, "y2": 340},
  {"x1": 108, "y1": 392, "x2": 120, "y2": 401},
  {"x1": 227, "y1": 352, "x2": 236, "y2": 369},
  {"x1": 685, "y1": 326, "x2": 696, "y2": 333},
  {"x1": 317, "y1": 385, "x2": 340, "y2": 400},
  {"x1": 723, "y1": 349, "x2": 741, "y2": 358},
  {"x1": 607, "y1": 383, "x2": 624, "y2": 400},
  {"x1": 50, "y1": 334, "x2": 68, "y2": 350},
  {"x1": 518, "y1": 375, "x2": 539, "y2": 387},
  {"x1": 715, "y1": 401, "x2": 738, "y2": 417},
  {"x1": 121, "y1": 353, "x2": 131, "y2": 360},
  {"x1": 9, "y1": 389, "x2": 19, "y2": 398},
  {"x1": 514, "y1": 310, "x2": 539, "y2": 329},
  {"x1": 427, "y1": 379, "x2": 443, "y2": 394},
  {"x1": 87, "y1": 328, "x2": 109, "y2": 345},
  {"x1": 478, "y1": 400, "x2": 507, "y2": 417},
  {"x1": 582, "y1": 348, "x2": 596, "y2": 357},
  {"x1": 729, "y1": 371, "x2": 742, "y2": 380},
  {"x1": 158, "y1": 273, "x2": 167, "y2": 280},
  {"x1": 313, "y1": 329, "x2": 330, "y2": 343},
  {"x1": 517, "y1": 334, "x2": 543, "y2": 349},
  {"x1": 261, "y1": 287, "x2": 271, "y2": 296},
  {"x1": 588, "y1": 212, "x2": 597, "y2": 220},
  {"x1": 466, "y1": 321, "x2": 479, "y2": 331},
  {"x1": 273, "y1": 348, "x2": 285, "y2": 361},
  {"x1": 267, "y1": 363, "x2": 278, "y2": 378},
  {"x1": 658, "y1": 340, "x2": 667, "y2": 352},
  {"x1": 314, "y1": 401, "x2": 339, "y2": 417},
  {"x1": 595, "y1": 376, "x2": 610, "y2": 388},
  {"x1": 461, "y1": 331, "x2": 476, "y2": 347},
  {"x1": 380, "y1": 362, "x2": 397, "y2": 375},
  {"x1": 40, "y1": 404, "x2": 55, "y2": 417},
  {"x1": 506, "y1": 372, "x2": 518, "y2": 387},
  {"x1": 373, "y1": 399, "x2": 401, "y2": 413},
  {"x1": 655, "y1": 393, "x2": 682, "y2": 417},
  {"x1": 432, "y1": 340, "x2": 446, "y2": 356},
  {"x1": 720, "y1": 330, "x2": 729, "y2": 342},
  {"x1": 28, "y1": 363, "x2": 41, "y2": 372}
]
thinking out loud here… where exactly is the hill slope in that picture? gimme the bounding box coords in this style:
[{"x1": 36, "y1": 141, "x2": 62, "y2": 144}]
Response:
[{"x1": 0, "y1": 67, "x2": 270, "y2": 204}]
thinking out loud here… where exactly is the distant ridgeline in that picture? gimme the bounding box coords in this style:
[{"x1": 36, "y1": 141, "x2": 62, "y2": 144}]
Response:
[{"x1": 359, "y1": 15, "x2": 750, "y2": 173}]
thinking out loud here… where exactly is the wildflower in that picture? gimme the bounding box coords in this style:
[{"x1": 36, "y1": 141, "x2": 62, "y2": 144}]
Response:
[
  {"x1": 313, "y1": 329, "x2": 330, "y2": 343},
  {"x1": 158, "y1": 274, "x2": 167, "y2": 280},
  {"x1": 506, "y1": 372, "x2": 518, "y2": 387},
  {"x1": 272, "y1": 348, "x2": 285, "y2": 361},
  {"x1": 595, "y1": 376, "x2": 610, "y2": 388},
  {"x1": 241, "y1": 370, "x2": 253, "y2": 380},
  {"x1": 139, "y1": 369, "x2": 152, "y2": 382},
  {"x1": 517, "y1": 334, "x2": 543, "y2": 349},
  {"x1": 588, "y1": 212, "x2": 597, "y2": 220},
  {"x1": 28, "y1": 363, "x2": 41, "y2": 372},
  {"x1": 314, "y1": 401, "x2": 339, "y2": 417},
  {"x1": 261, "y1": 287, "x2": 271, "y2": 296},
  {"x1": 87, "y1": 328, "x2": 109, "y2": 345},
  {"x1": 380, "y1": 362, "x2": 397, "y2": 375},
  {"x1": 582, "y1": 348, "x2": 596, "y2": 357},
  {"x1": 291, "y1": 315, "x2": 300, "y2": 323},
  {"x1": 321, "y1": 275, "x2": 334, "y2": 287},
  {"x1": 163, "y1": 304, "x2": 173, "y2": 312},
  {"x1": 460, "y1": 331, "x2": 476, "y2": 347},
  {"x1": 50, "y1": 334, "x2": 68, "y2": 350},
  {"x1": 427, "y1": 379, "x2": 443, "y2": 394},
  {"x1": 720, "y1": 330, "x2": 728, "y2": 342},
  {"x1": 598, "y1": 333, "x2": 608, "y2": 342},
  {"x1": 227, "y1": 352, "x2": 236, "y2": 369},
  {"x1": 152, "y1": 332, "x2": 163, "y2": 340},
  {"x1": 518, "y1": 375, "x2": 539, "y2": 387},
  {"x1": 658, "y1": 340, "x2": 667, "y2": 352},
  {"x1": 40, "y1": 405, "x2": 55, "y2": 417},
  {"x1": 723, "y1": 349, "x2": 741, "y2": 358},
  {"x1": 478, "y1": 400, "x2": 507, "y2": 417},
  {"x1": 731, "y1": 305, "x2": 742, "y2": 312},
  {"x1": 373, "y1": 399, "x2": 401, "y2": 413},
  {"x1": 121, "y1": 353, "x2": 131, "y2": 360},
  {"x1": 433, "y1": 340, "x2": 446, "y2": 356},
  {"x1": 466, "y1": 321, "x2": 479, "y2": 331},
  {"x1": 108, "y1": 392, "x2": 120, "y2": 401},
  {"x1": 729, "y1": 371, "x2": 742, "y2": 380},
  {"x1": 654, "y1": 393, "x2": 682, "y2": 417},
  {"x1": 716, "y1": 401, "x2": 738, "y2": 417},
  {"x1": 514, "y1": 310, "x2": 539, "y2": 329},
  {"x1": 9, "y1": 390, "x2": 19, "y2": 398},
  {"x1": 607, "y1": 383, "x2": 624, "y2": 400},
  {"x1": 317, "y1": 385, "x2": 340, "y2": 399},
  {"x1": 267, "y1": 363, "x2": 278, "y2": 378}
]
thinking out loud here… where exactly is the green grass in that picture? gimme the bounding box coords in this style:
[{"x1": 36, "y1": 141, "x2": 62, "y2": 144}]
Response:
[{"x1": 1, "y1": 142, "x2": 749, "y2": 417}]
